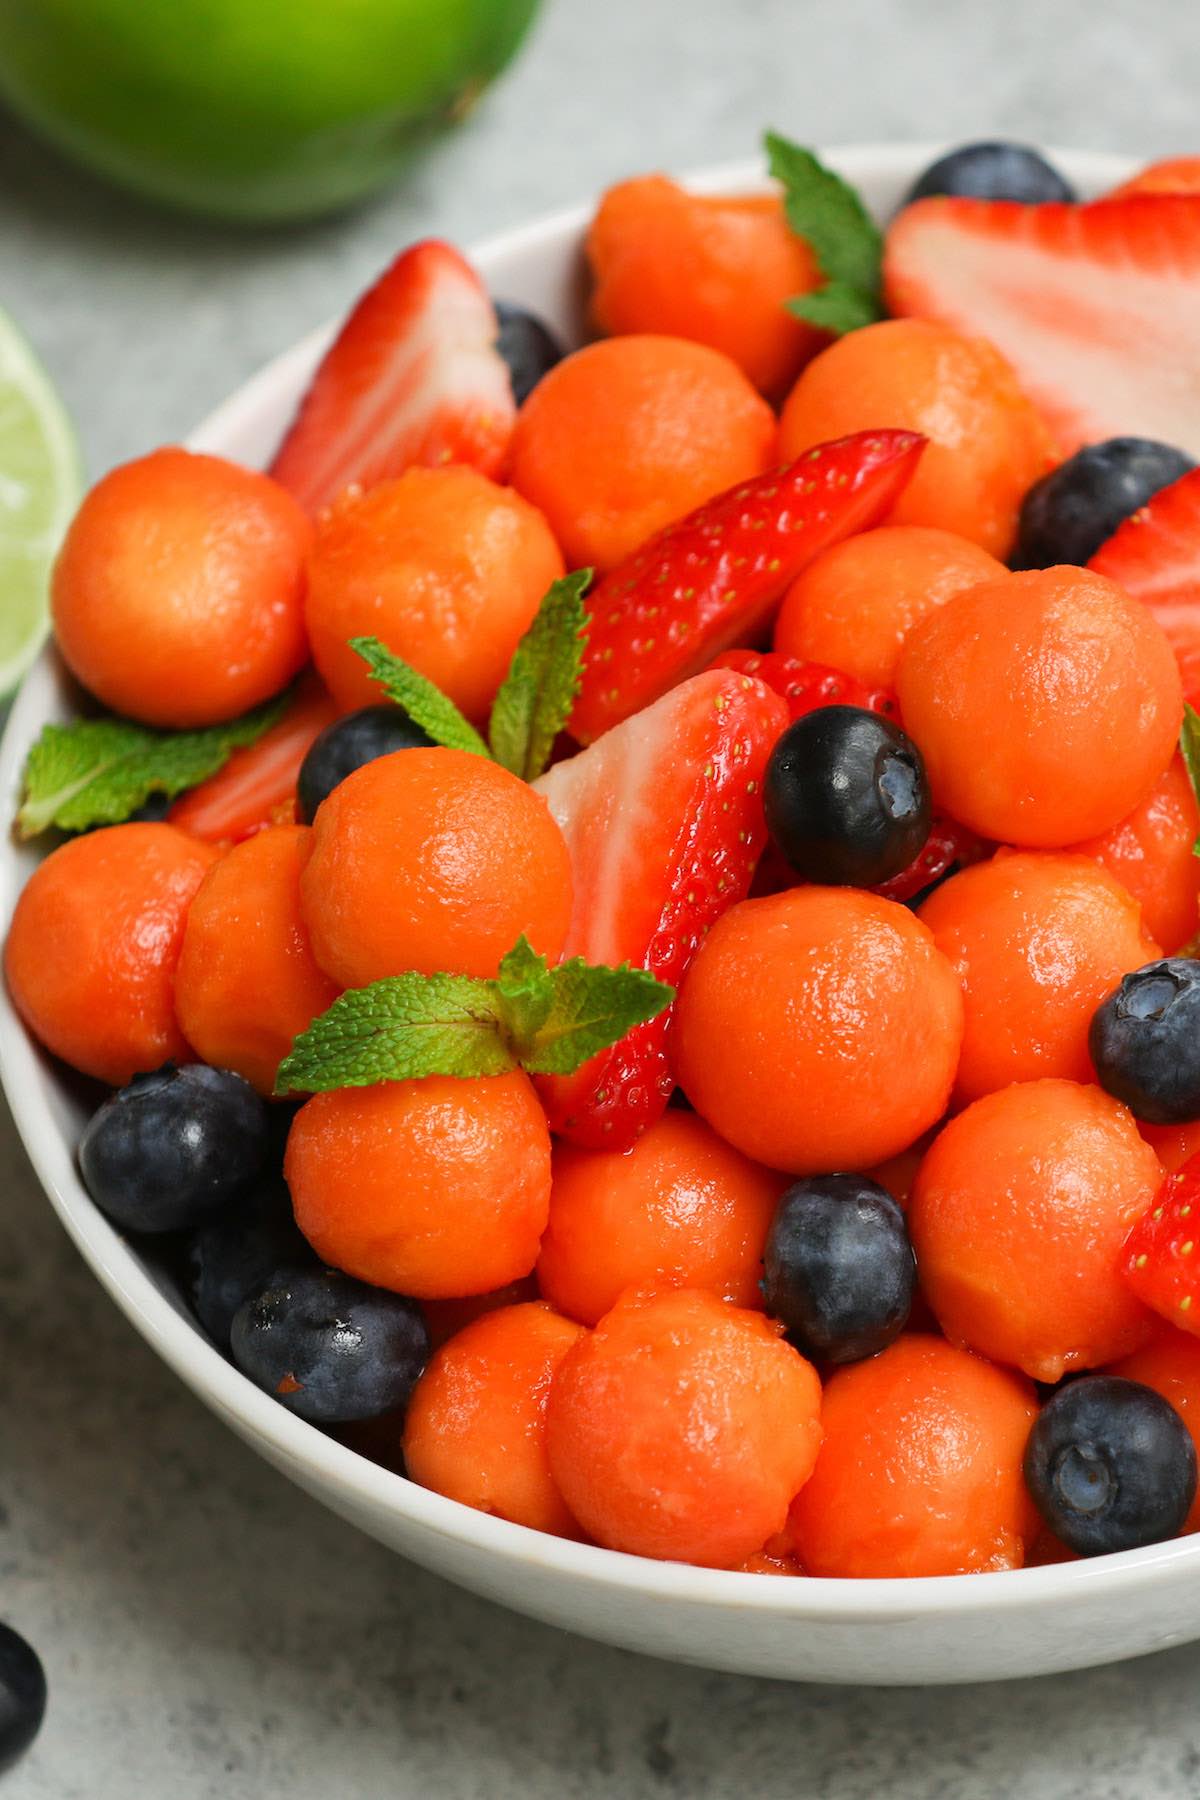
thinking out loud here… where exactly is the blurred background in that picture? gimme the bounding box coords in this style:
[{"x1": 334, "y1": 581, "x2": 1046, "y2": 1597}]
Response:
[{"x1": 3, "y1": 0, "x2": 1200, "y2": 1794}]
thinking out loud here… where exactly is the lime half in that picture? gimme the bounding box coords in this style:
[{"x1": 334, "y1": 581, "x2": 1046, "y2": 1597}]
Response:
[{"x1": 0, "y1": 308, "x2": 82, "y2": 697}]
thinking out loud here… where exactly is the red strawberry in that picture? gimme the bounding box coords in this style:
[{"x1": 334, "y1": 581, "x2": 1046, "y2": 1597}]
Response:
[
  {"x1": 872, "y1": 814, "x2": 987, "y2": 903},
  {"x1": 534, "y1": 668, "x2": 789, "y2": 1149},
  {"x1": 269, "y1": 239, "x2": 515, "y2": 514},
  {"x1": 1089, "y1": 467, "x2": 1200, "y2": 699},
  {"x1": 169, "y1": 677, "x2": 337, "y2": 843},
  {"x1": 884, "y1": 195, "x2": 1200, "y2": 459},
  {"x1": 708, "y1": 649, "x2": 898, "y2": 724},
  {"x1": 569, "y1": 430, "x2": 925, "y2": 743},
  {"x1": 1125, "y1": 1156, "x2": 1200, "y2": 1339}
]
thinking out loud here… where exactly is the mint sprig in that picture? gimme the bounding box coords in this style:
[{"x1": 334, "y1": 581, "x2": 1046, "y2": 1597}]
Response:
[
  {"x1": 765, "y1": 131, "x2": 884, "y2": 338},
  {"x1": 17, "y1": 693, "x2": 287, "y2": 838},
  {"x1": 276, "y1": 935, "x2": 671, "y2": 1095},
  {"x1": 349, "y1": 637, "x2": 489, "y2": 757},
  {"x1": 1181, "y1": 703, "x2": 1200, "y2": 857},
  {"x1": 352, "y1": 569, "x2": 592, "y2": 785},
  {"x1": 488, "y1": 571, "x2": 591, "y2": 780}
]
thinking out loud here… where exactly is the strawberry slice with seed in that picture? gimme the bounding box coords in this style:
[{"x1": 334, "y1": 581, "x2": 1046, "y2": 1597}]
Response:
[
  {"x1": 270, "y1": 239, "x2": 515, "y2": 514},
  {"x1": 569, "y1": 429, "x2": 925, "y2": 743},
  {"x1": 534, "y1": 668, "x2": 789, "y2": 1149},
  {"x1": 1090, "y1": 467, "x2": 1200, "y2": 700},
  {"x1": 1125, "y1": 1155, "x2": 1200, "y2": 1339}
]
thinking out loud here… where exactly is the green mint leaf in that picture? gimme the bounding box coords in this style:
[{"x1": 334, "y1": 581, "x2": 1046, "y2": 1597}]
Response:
[
  {"x1": 785, "y1": 283, "x2": 882, "y2": 336},
  {"x1": 16, "y1": 693, "x2": 287, "y2": 838},
  {"x1": 488, "y1": 571, "x2": 592, "y2": 781},
  {"x1": 1182, "y1": 703, "x2": 1200, "y2": 858},
  {"x1": 350, "y1": 637, "x2": 490, "y2": 758},
  {"x1": 276, "y1": 972, "x2": 513, "y2": 1094},
  {"x1": 495, "y1": 935, "x2": 556, "y2": 1045},
  {"x1": 520, "y1": 958, "x2": 674, "y2": 1076},
  {"x1": 765, "y1": 130, "x2": 884, "y2": 338}
]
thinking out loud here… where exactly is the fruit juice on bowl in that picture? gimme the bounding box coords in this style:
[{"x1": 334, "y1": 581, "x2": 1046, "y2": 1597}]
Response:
[{"x1": 8, "y1": 136, "x2": 1200, "y2": 1687}]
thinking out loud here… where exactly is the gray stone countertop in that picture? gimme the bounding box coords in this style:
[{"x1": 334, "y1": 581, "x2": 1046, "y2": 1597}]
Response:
[{"x1": 4, "y1": 0, "x2": 1200, "y2": 1791}]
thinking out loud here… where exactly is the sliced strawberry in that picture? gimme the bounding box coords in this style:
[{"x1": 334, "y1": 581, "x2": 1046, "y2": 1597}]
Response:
[
  {"x1": 569, "y1": 430, "x2": 925, "y2": 743},
  {"x1": 708, "y1": 649, "x2": 898, "y2": 723},
  {"x1": 884, "y1": 195, "x2": 1200, "y2": 458},
  {"x1": 1089, "y1": 466, "x2": 1200, "y2": 699},
  {"x1": 872, "y1": 814, "x2": 988, "y2": 903},
  {"x1": 1125, "y1": 1155, "x2": 1200, "y2": 1339},
  {"x1": 534, "y1": 668, "x2": 789, "y2": 1149},
  {"x1": 169, "y1": 678, "x2": 338, "y2": 844},
  {"x1": 269, "y1": 239, "x2": 515, "y2": 514}
]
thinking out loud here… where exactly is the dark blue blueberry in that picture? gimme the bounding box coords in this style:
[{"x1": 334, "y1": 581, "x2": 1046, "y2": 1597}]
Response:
[
  {"x1": 188, "y1": 1179, "x2": 314, "y2": 1349},
  {"x1": 902, "y1": 141, "x2": 1076, "y2": 207},
  {"x1": 764, "y1": 706, "x2": 931, "y2": 887},
  {"x1": 494, "y1": 301, "x2": 566, "y2": 405},
  {"x1": 230, "y1": 1267, "x2": 429, "y2": 1423},
  {"x1": 0, "y1": 1624, "x2": 46, "y2": 1773},
  {"x1": 1089, "y1": 958, "x2": 1200, "y2": 1124},
  {"x1": 296, "y1": 704, "x2": 433, "y2": 823},
  {"x1": 1024, "y1": 1376, "x2": 1197, "y2": 1556},
  {"x1": 1015, "y1": 437, "x2": 1195, "y2": 568},
  {"x1": 78, "y1": 1064, "x2": 269, "y2": 1234},
  {"x1": 762, "y1": 1175, "x2": 915, "y2": 1364}
]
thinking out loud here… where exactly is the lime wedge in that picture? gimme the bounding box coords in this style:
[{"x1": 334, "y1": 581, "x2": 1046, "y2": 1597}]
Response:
[{"x1": 0, "y1": 308, "x2": 82, "y2": 697}]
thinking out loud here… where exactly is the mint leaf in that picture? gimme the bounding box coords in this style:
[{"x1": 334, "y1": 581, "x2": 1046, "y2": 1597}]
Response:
[
  {"x1": 276, "y1": 941, "x2": 674, "y2": 1092},
  {"x1": 276, "y1": 972, "x2": 512, "y2": 1094},
  {"x1": 765, "y1": 131, "x2": 884, "y2": 338},
  {"x1": 518, "y1": 957, "x2": 674, "y2": 1076},
  {"x1": 495, "y1": 935, "x2": 556, "y2": 1045},
  {"x1": 1182, "y1": 703, "x2": 1200, "y2": 857},
  {"x1": 351, "y1": 637, "x2": 489, "y2": 758},
  {"x1": 784, "y1": 283, "x2": 881, "y2": 336},
  {"x1": 17, "y1": 693, "x2": 287, "y2": 838},
  {"x1": 488, "y1": 571, "x2": 591, "y2": 780}
]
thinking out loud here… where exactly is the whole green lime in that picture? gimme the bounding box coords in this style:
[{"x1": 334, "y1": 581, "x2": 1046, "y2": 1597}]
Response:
[{"x1": 0, "y1": 0, "x2": 542, "y2": 222}]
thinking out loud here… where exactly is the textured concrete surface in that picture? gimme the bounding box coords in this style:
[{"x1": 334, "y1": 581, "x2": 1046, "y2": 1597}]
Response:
[{"x1": 3, "y1": 0, "x2": 1200, "y2": 1791}]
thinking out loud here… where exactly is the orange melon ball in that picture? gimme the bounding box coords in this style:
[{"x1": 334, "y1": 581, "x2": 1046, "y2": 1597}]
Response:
[
  {"x1": 508, "y1": 334, "x2": 777, "y2": 573},
  {"x1": 285, "y1": 1072, "x2": 551, "y2": 1299},
  {"x1": 910, "y1": 1079, "x2": 1159, "y2": 1381},
  {"x1": 1070, "y1": 754, "x2": 1200, "y2": 954},
  {"x1": 788, "y1": 1336, "x2": 1039, "y2": 1577},
  {"x1": 403, "y1": 1302, "x2": 586, "y2": 1537},
  {"x1": 538, "y1": 1111, "x2": 785, "y2": 1325},
  {"x1": 896, "y1": 566, "x2": 1183, "y2": 846},
  {"x1": 546, "y1": 1288, "x2": 822, "y2": 1567},
  {"x1": 174, "y1": 825, "x2": 339, "y2": 1095},
  {"x1": 299, "y1": 747, "x2": 572, "y2": 987},
  {"x1": 673, "y1": 888, "x2": 963, "y2": 1174},
  {"x1": 52, "y1": 448, "x2": 312, "y2": 727},
  {"x1": 304, "y1": 466, "x2": 564, "y2": 722},
  {"x1": 773, "y1": 525, "x2": 1006, "y2": 689},
  {"x1": 777, "y1": 319, "x2": 1053, "y2": 557},
  {"x1": 5, "y1": 823, "x2": 218, "y2": 1085},
  {"x1": 919, "y1": 852, "x2": 1160, "y2": 1104}
]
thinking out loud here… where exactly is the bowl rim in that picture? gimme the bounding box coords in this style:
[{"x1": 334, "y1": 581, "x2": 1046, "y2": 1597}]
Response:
[{"x1": 6, "y1": 138, "x2": 1192, "y2": 1623}]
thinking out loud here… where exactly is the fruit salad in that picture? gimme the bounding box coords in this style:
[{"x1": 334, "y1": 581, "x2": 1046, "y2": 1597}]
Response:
[{"x1": 13, "y1": 133, "x2": 1200, "y2": 1579}]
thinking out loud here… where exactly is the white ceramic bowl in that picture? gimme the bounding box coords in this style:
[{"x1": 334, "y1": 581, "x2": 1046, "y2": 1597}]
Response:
[{"x1": 5, "y1": 143, "x2": 1198, "y2": 1687}]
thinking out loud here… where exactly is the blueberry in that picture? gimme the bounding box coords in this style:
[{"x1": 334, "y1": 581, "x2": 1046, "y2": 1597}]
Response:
[
  {"x1": 762, "y1": 1175, "x2": 915, "y2": 1363},
  {"x1": 1024, "y1": 1375, "x2": 1197, "y2": 1556},
  {"x1": 1015, "y1": 437, "x2": 1195, "y2": 569},
  {"x1": 0, "y1": 1625, "x2": 45, "y2": 1773},
  {"x1": 494, "y1": 300, "x2": 566, "y2": 406},
  {"x1": 764, "y1": 706, "x2": 931, "y2": 886},
  {"x1": 1089, "y1": 958, "x2": 1200, "y2": 1124},
  {"x1": 902, "y1": 141, "x2": 1076, "y2": 207},
  {"x1": 78, "y1": 1064, "x2": 270, "y2": 1234},
  {"x1": 230, "y1": 1267, "x2": 429, "y2": 1423},
  {"x1": 188, "y1": 1179, "x2": 315, "y2": 1349},
  {"x1": 296, "y1": 704, "x2": 434, "y2": 822}
]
